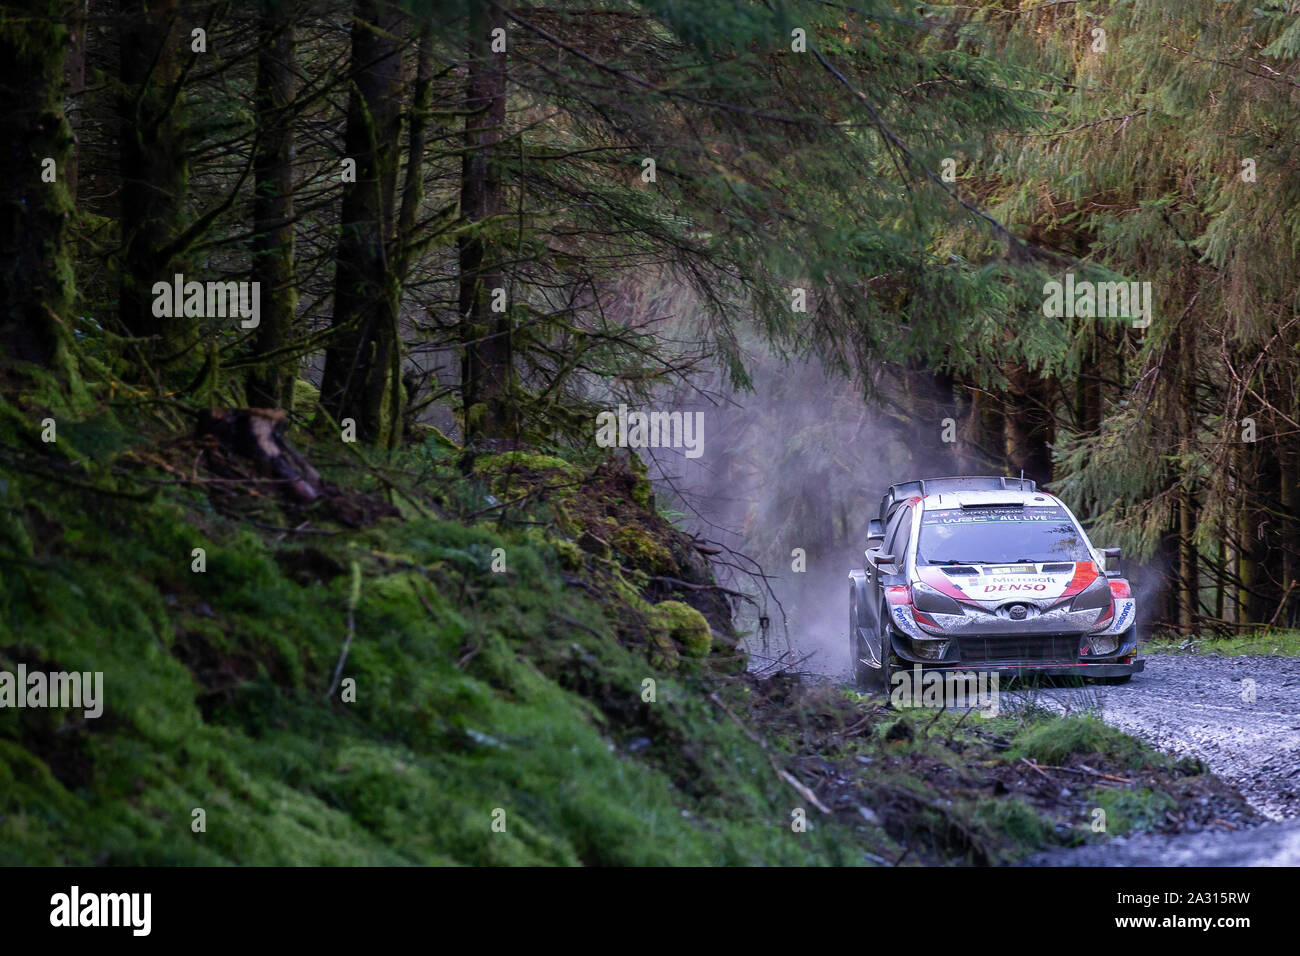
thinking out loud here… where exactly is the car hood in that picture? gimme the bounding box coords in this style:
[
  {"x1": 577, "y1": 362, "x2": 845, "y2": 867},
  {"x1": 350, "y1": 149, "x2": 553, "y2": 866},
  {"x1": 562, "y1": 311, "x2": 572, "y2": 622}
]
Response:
[{"x1": 913, "y1": 561, "x2": 1100, "y2": 609}]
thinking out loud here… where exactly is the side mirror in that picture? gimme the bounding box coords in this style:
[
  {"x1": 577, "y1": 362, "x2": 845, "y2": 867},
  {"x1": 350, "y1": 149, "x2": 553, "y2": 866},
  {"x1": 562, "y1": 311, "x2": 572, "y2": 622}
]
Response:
[
  {"x1": 1101, "y1": 547, "x2": 1122, "y2": 576},
  {"x1": 867, "y1": 518, "x2": 885, "y2": 547}
]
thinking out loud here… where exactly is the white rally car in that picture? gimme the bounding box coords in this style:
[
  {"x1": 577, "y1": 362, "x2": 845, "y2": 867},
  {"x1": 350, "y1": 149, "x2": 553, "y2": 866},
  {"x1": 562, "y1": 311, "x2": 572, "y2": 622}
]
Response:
[{"x1": 848, "y1": 476, "x2": 1142, "y2": 690}]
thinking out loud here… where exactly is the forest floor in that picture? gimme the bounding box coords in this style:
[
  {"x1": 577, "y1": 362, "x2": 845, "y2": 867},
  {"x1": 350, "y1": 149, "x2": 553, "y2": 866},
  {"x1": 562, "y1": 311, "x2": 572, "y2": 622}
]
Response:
[
  {"x1": 736, "y1": 672, "x2": 1257, "y2": 864},
  {"x1": 801, "y1": 642, "x2": 1292, "y2": 864},
  {"x1": 1015, "y1": 653, "x2": 1300, "y2": 864}
]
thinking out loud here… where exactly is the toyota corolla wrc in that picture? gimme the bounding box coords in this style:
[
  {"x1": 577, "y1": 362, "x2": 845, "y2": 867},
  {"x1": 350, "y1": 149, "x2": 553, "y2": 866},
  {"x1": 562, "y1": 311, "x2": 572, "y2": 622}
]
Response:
[{"x1": 848, "y1": 476, "x2": 1142, "y2": 692}]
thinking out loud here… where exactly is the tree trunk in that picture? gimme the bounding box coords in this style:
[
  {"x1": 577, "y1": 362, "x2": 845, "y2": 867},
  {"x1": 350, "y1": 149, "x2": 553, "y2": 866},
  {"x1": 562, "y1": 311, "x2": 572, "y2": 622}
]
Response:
[
  {"x1": 390, "y1": 20, "x2": 433, "y2": 439},
  {"x1": 118, "y1": 0, "x2": 191, "y2": 362},
  {"x1": 0, "y1": 0, "x2": 81, "y2": 389},
  {"x1": 62, "y1": 0, "x2": 89, "y2": 201},
  {"x1": 1177, "y1": 320, "x2": 1198, "y2": 632},
  {"x1": 1236, "y1": 437, "x2": 1260, "y2": 626},
  {"x1": 458, "y1": 1, "x2": 515, "y2": 441},
  {"x1": 1077, "y1": 320, "x2": 1102, "y2": 434},
  {"x1": 956, "y1": 381, "x2": 1003, "y2": 473},
  {"x1": 395, "y1": 20, "x2": 432, "y2": 281},
  {"x1": 1156, "y1": 518, "x2": 1180, "y2": 628},
  {"x1": 318, "y1": 0, "x2": 403, "y2": 443},
  {"x1": 246, "y1": 1, "x2": 297, "y2": 409},
  {"x1": 1002, "y1": 362, "x2": 1054, "y2": 485},
  {"x1": 1251, "y1": 439, "x2": 1284, "y2": 622},
  {"x1": 1178, "y1": 483, "x2": 1198, "y2": 632},
  {"x1": 1279, "y1": 436, "x2": 1299, "y2": 627}
]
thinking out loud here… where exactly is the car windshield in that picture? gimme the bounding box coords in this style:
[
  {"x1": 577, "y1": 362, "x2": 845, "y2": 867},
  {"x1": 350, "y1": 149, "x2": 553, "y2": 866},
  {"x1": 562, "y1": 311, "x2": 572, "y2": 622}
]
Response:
[{"x1": 916, "y1": 505, "x2": 1091, "y2": 565}]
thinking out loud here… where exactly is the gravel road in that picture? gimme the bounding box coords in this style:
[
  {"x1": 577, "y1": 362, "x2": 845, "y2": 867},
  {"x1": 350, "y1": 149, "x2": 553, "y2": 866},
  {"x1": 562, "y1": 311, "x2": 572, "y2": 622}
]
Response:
[{"x1": 1023, "y1": 653, "x2": 1300, "y2": 865}]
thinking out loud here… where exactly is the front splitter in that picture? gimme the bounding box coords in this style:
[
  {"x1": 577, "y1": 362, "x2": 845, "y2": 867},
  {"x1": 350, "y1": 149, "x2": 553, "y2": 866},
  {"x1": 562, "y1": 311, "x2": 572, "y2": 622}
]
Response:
[{"x1": 890, "y1": 659, "x2": 1145, "y2": 679}]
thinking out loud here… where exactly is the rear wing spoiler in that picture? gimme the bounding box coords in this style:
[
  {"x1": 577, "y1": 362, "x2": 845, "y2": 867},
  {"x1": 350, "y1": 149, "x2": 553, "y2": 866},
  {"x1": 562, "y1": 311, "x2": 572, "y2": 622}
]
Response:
[{"x1": 879, "y1": 475, "x2": 1036, "y2": 519}]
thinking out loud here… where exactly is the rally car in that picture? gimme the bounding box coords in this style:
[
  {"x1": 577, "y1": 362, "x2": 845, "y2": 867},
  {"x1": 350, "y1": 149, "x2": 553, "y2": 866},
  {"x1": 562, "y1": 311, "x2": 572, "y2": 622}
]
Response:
[{"x1": 848, "y1": 476, "x2": 1142, "y2": 691}]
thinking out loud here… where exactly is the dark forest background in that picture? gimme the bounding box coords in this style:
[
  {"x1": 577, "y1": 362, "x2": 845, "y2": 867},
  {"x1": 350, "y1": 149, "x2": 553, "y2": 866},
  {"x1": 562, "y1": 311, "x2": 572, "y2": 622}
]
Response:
[{"x1": 6, "y1": 0, "x2": 1300, "y2": 636}]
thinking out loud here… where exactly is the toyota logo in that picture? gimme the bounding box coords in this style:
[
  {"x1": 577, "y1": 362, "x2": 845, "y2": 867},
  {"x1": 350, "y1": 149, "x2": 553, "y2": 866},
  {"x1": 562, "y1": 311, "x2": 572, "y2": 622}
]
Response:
[{"x1": 1008, "y1": 604, "x2": 1028, "y2": 620}]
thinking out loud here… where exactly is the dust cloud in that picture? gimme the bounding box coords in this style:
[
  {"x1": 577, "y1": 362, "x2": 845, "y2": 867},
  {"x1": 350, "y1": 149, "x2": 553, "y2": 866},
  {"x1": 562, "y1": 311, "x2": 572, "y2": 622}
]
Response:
[{"x1": 642, "y1": 347, "x2": 969, "y2": 680}]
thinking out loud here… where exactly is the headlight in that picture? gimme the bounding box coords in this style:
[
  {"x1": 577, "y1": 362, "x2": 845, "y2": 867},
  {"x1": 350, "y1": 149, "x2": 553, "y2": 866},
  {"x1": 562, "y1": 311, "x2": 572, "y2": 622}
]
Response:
[
  {"x1": 911, "y1": 581, "x2": 963, "y2": 615},
  {"x1": 1069, "y1": 576, "x2": 1113, "y2": 613}
]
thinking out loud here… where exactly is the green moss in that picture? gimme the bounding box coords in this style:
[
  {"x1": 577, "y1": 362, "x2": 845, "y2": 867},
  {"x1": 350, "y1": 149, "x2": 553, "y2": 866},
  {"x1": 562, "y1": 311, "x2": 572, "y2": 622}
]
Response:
[
  {"x1": 407, "y1": 422, "x2": 459, "y2": 452},
  {"x1": 292, "y1": 379, "x2": 320, "y2": 414},
  {"x1": 0, "y1": 481, "x2": 33, "y2": 559},
  {"x1": 552, "y1": 538, "x2": 585, "y2": 571},
  {"x1": 653, "y1": 600, "x2": 712, "y2": 658},
  {"x1": 470, "y1": 451, "x2": 585, "y2": 502},
  {"x1": 612, "y1": 525, "x2": 676, "y2": 573},
  {"x1": 625, "y1": 452, "x2": 654, "y2": 508},
  {"x1": 1089, "y1": 788, "x2": 1178, "y2": 836},
  {"x1": 646, "y1": 622, "x2": 682, "y2": 671},
  {"x1": 974, "y1": 798, "x2": 1054, "y2": 850},
  {"x1": 0, "y1": 444, "x2": 852, "y2": 866},
  {"x1": 550, "y1": 501, "x2": 578, "y2": 536},
  {"x1": 473, "y1": 451, "x2": 581, "y2": 480},
  {"x1": 1009, "y1": 714, "x2": 1158, "y2": 771}
]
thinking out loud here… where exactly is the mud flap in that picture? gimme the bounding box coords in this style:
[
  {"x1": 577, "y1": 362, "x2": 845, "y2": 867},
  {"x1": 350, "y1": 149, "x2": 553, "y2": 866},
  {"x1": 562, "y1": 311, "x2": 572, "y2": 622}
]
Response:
[{"x1": 856, "y1": 626, "x2": 883, "y2": 668}]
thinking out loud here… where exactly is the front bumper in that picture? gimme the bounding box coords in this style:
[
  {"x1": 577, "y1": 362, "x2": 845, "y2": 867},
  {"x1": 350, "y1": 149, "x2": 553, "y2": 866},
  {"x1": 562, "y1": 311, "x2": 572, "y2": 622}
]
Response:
[{"x1": 885, "y1": 603, "x2": 1142, "y2": 675}]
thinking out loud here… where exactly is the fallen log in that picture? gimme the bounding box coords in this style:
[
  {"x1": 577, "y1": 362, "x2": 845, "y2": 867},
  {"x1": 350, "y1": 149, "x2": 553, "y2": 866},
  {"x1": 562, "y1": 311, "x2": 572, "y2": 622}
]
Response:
[{"x1": 196, "y1": 408, "x2": 324, "y2": 503}]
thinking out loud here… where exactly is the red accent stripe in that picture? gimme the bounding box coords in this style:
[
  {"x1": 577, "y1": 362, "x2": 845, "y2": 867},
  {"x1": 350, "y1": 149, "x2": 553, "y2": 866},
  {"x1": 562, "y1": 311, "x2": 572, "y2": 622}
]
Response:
[
  {"x1": 1058, "y1": 562, "x2": 1099, "y2": 600},
  {"x1": 914, "y1": 568, "x2": 974, "y2": 603},
  {"x1": 912, "y1": 609, "x2": 938, "y2": 627},
  {"x1": 885, "y1": 586, "x2": 912, "y2": 605}
]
